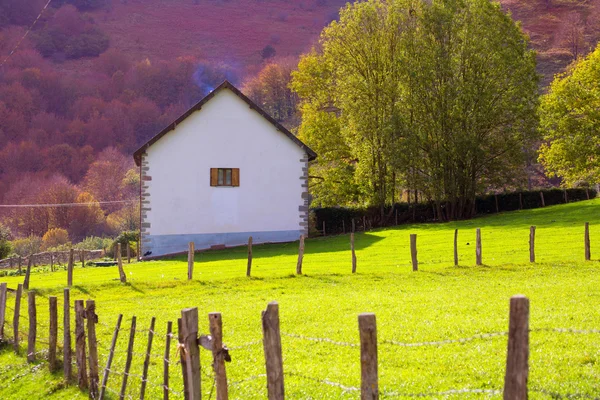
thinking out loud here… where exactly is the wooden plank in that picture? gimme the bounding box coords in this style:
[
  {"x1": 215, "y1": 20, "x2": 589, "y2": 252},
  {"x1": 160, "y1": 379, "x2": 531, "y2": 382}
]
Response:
[
  {"x1": 540, "y1": 191, "x2": 545, "y2": 207},
  {"x1": 232, "y1": 168, "x2": 240, "y2": 187},
  {"x1": 188, "y1": 242, "x2": 194, "y2": 280},
  {"x1": 13, "y1": 283, "x2": 22, "y2": 353},
  {"x1": 585, "y1": 222, "x2": 591, "y2": 261},
  {"x1": 454, "y1": 229, "x2": 459, "y2": 266},
  {"x1": 476, "y1": 228, "x2": 482, "y2": 266},
  {"x1": 120, "y1": 316, "x2": 137, "y2": 399},
  {"x1": 99, "y1": 314, "x2": 123, "y2": 400},
  {"x1": 86, "y1": 300, "x2": 99, "y2": 399},
  {"x1": 262, "y1": 302, "x2": 284, "y2": 400},
  {"x1": 27, "y1": 291, "x2": 36, "y2": 362},
  {"x1": 177, "y1": 318, "x2": 189, "y2": 398},
  {"x1": 23, "y1": 255, "x2": 32, "y2": 290},
  {"x1": 140, "y1": 317, "x2": 156, "y2": 400},
  {"x1": 529, "y1": 226, "x2": 536, "y2": 263},
  {"x1": 181, "y1": 308, "x2": 201, "y2": 400},
  {"x1": 75, "y1": 300, "x2": 88, "y2": 390},
  {"x1": 410, "y1": 234, "x2": 418, "y2": 272},
  {"x1": 68, "y1": 249, "x2": 74, "y2": 287},
  {"x1": 117, "y1": 243, "x2": 127, "y2": 283},
  {"x1": 247, "y1": 237, "x2": 253, "y2": 277},
  {"x1": 64, "y1": 288, "x2": 72, "y2": 382},
  {"x1": 49, "y1": 296, "x2": 58, "y2": 373},
  {"x1": 296, "y1": 235, "x2": 304, "y2": 275},
  {"x1": 359, "y1": 313, "x2": 378, "y2": 400},
  {"x1": 164, "y1": 321, "x2": 173, "y2": 400},
  {"x1": 209, "y1": 312, "x2": 228, "y2": 400},
  {"x1": 0, "y1": 283, "x2": 6, "y2": 340},
  {"x1": 351, "y1": 233, "x2": 357, "y2": 274},
  {"x1": 503, "y1": 295, "x2": 529, "y2": 400}
]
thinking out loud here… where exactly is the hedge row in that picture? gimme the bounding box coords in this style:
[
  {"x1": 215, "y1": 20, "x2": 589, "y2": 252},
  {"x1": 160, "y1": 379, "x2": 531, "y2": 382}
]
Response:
[{"x1": 312, "y1": 188, "x2": 597, "y2": 236}]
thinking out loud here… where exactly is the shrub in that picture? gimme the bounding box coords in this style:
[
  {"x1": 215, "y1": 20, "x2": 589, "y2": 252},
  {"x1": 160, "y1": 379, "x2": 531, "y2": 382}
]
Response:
[
  {"x1": 12, "y1": 235, "x2": 43, "y2": 256},
  {"x1": 65, "y1": 29, "x2": 109, "y2": 59},
  {"x1": 76, "y1": 236, "x2": 113, "y2": 251},
  {"x1": 42, "y1": 228, "x2": 70, "y2": 250},
  {"x1": 0, "y1": 223, "x2": 11, "y2": 259}
]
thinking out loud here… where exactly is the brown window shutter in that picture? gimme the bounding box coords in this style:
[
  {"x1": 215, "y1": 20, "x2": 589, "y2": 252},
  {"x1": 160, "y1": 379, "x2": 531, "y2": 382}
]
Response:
[
  {"x1": 232, "y1": 168, "x2": 240, "y2": 187},
  {"x1": 210, "y1": 168, "x2": 218, "y2": 186}
]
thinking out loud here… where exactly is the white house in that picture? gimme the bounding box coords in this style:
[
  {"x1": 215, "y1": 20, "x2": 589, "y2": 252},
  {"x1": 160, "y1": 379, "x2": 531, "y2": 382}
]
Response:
[{"x1": 133, "y1": 81, "x2": 317, "y2": 258}]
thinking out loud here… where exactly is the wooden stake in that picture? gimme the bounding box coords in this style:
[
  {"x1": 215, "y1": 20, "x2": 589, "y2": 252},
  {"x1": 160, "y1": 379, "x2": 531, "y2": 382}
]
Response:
[
  {"x1": 13, "y1": 283, "x2": 22, "y2": 353},
  {"x1": 296, "y1": 235, "x2": 305, "y2": 275},
  {"x1": 177, "y1": 318, "x2": 189, "y2": 397},
  {"x1": 0, "y1": 283, "x2": 6, "y2": 340},
  {"x1": 410, "y1": 234, "x2": 418, "y2": 271},
  {"x1": 120, "y1": 316, "x2": 137, "y2": 399},
  {"x1": 322, "y1": 221, "x2": 326, "y2": 236},
  {"x1": 585, "y1": 222, "x2": 591, "y2": 261},
  {"x1": 117, "y1": 243, "x2": 126, "y2": 283},
  {"x1": 503, "y1": 295, "x2": 529, "y2": 400},
  {"x1": 127, "y1": 245, "x2": 131, "y2": 264},
  {"x1": 351, "y1": 233, "x2": 357, "y2": 274},
  {"x1": 540, "y1": 191, "x2": 545, "y2": 207},
  {"x1": 27, "y1": 291, "x2": 36, "y2": 362},
  {"x1": 136, "y1": 241, "x2": 140, "y2": 261},
  {"x1": 50, "y1": 252, "x2": 54, "y2": 272},
  {"x1": 359, "y1": 313, "x2": 378, "y2": 400},
  {"x1": 99, "y1": 314, "x2": 122, "y2": 400},
  {"x1": 209, "y1": 312, "x2": 228, "y2": 400},
  {"x1": 68, "y1": 249, "x2": 74, "y2": 287},
  {"x1": 81, "y1": 249, "x2": 85, "y2": 269},
  {"x1": 64, "y1": 288, "x2": 72, "y2": 382},
  {"x1": 140, "y1": 317, "x2": 156, "y2": 400},
  {"x1": 75, "y1": 300, "x2": 88, "y2": 390},
  {"x1": 476, "y1": 228, "x2": 482, "y2": 265},
  {"x1": 181, "y1": 308, "x2": 201, "y2": 400},
  {"x1": 18, "y1": 256, "x2": 22, "y2": 275},
  {"x1": 395, "y1": 209, "x2": 398, "y2": 225},
  {"x1": 529, "y1": 226, "x2": 536, "y2": 263},
  {"x1": 586, "y1": 188, "x2": 590, "y2": 200},
  {"x1": 187, "y1": 242, "x2": 194, "y2": 280},
  {"x1": 23, "y1": 255, "x2": 32, "y2": 290},
  {"x1": 247, "y1": 236, "x2": 253, "y2": 277},
  {"x1": 164, "y1": 321, "x2": 173, "y2": 400},
  {"x1": 262, "y1": 302, "x2": 284, "y2": 400},
  {"x1": 86, "y1": 300, "x2": 99, "y2": 399},
  {"x1": 49, "y1": 296, "x2": 58, "y2": 372},
  {"x1": 454, "y1": 229, "x2": 459, "y2": 266}
]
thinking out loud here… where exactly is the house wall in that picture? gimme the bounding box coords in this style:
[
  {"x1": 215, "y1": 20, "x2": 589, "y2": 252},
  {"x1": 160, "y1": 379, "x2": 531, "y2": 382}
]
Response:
[{"x1": 140, "y1": 88, "x2": 308, "y2": 257}]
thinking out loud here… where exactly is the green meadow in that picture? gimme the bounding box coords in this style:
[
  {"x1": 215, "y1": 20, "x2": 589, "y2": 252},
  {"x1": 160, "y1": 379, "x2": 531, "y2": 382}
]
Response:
[{"x1": 1, "y1": 199, "x2": 599, "y2": 399}]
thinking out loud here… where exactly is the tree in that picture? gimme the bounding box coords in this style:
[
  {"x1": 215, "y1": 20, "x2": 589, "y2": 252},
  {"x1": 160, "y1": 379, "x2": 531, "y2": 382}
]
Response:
[
  {"x1": 42, "y1": 227, "x2": 70, "y2": 250},
  {"x1": 539, "y1": 45, "x2": 600, "y2": 186},
  {"x1": 0, "y1": 223, "x2": 12, "y2": 259}
]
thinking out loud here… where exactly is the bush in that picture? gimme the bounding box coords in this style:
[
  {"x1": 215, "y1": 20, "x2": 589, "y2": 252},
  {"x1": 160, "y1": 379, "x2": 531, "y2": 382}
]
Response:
[
  {"x1": 76, "y1": 236, "x2": 113, "y2": 250},
  {"x1": 65, "y1": 29, "x2": 109, "y2": 59},
  {"x1": 0, "y1": 223, "x2": 12, "y2": 259},
  {"x1": 42, "y1": 228, "x2": 70, "y2": 250},
  {"x1": 12, "y1": 235, "x2": 43, "y2": 256},
  {"x1": 261, "y1": 45, "x2": 276, "y2": 59}
]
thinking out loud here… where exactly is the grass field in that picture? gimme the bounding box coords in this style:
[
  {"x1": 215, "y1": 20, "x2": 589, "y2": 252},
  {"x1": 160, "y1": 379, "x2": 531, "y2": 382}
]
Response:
[{"x1": 1, "y1": 199, "x2": 599, "y2": 399}]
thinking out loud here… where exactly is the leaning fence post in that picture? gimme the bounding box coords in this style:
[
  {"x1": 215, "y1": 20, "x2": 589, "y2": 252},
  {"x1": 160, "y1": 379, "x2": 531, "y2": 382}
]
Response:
[
  {"x1": 99, "y1": 314, "x2": 122, "y2": 400},
  {"x1": 529, "y1": 226, "x2": 536, "y2": 263},
  {"x1": 209, "y1": 312, "x2": 228, "y2": 400},
  {"x1": 86, "y1": 300, "x2": 99, "y2": 399},
  {"x1": 262, "y1": 302, "x2": 284, "y2": 400},
  {"x1": 117, "y1": 243, "x2": 127, "y2": 283},
  {"x1": 351, "y1": 233, "x2": 357, "y2": 273},
  {"x1": 296, "y1": 235, "x2": 305, "y2": 275},
  {"x1": 454, "y1": 229, "x2": 459, "y2": 266},
  {"x1": 23, "y1": 255, "x2": 32, "y2": 290},
  {"x1": 476, "y1": 228, "x2": 482, "y2": 265},
  {"x1": 13, "y1": 283, "x2": 22, "y2": 353},
  {"x1": 67, "y1": 249, "x2": 74, "y2": 287},
  {"x1": 140, "y1": 317, "x2": 156, "y2": 400},
  {"x1": 585, "y1": 222, "x2": 591, "y2": 261},
  {"x1": 247, "y1": 236, "x2": 253, "y2": 277},
  {"x1": 75, "y1": 300, "x2": 88, "y2": 390},
  {"x1": 120, "y1": 316, "x2": 137, "y2": 399},
  {"x1": 359, "y1": 313, "x2": 378, "y2": 400},
  {"x1": 27, "y1": 291, "x2": 36, "y2": 363},
  {"x1": 503, "y1": 295, "x2": 529, "y2": 400},
  {"x1": 410, "y1": 234, "x2": 418, "y2": 271},
  {"x1": 49, "y1": 296, "x2": 58, "y2": 372},
  {"x1": 0, "y1": 283, "x2": 6, "y2": 340},
  {"x1": 64, "y1": 288, "x2": 72, "y2": 382},
  {"x1": 181, "y1": 308, "x2": 201, "y2": 400},
  {"x1": 188, "y1": 242, "x2": 194, "y2": 280},
  {"x1": 164, "y1": 321, "x2": 173, "y2": 400},
  {"x1": 177, "y1": 318, "x2": 189, "y2": 396}
]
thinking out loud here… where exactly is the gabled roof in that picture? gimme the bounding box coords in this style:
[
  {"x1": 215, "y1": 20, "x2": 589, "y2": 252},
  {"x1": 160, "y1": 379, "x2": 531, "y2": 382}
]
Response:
[{"x1": 133, "y1": 80, "x2": 317, "y2": 165}]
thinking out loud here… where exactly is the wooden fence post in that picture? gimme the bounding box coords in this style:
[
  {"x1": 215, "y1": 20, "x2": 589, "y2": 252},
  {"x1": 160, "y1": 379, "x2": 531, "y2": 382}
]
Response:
[
  {"x1": 64, "y1": 288, "x2": 72, "y2": 382},
  {"x1": 49, "y1": 296, "x2": 58, "y2": 372},
  {"x1": 120, "y1": 316, "x2": 137, "y2": 399},
  {"x1": 117, "y1": 243, "x2": 126, "y2": 283},
  {"x1": 13, "y1": 283, "x2": 22, "y2": 353},
  {"x1": 127, "y1": 245, "x2": 131, "y2": 264},
  {"x1": 140, "y1": 317, "x2": 156, "y2": 400},
  {"x1": 99, "y1": 314, "x2": 122, "y2": 400},
  {"x1": 540, "y1": 191, "x2": 545, "y2": 207},
  {"x1": 351, "y1": 233, "x2": 357, "y2": 274},
  {"x1": 81, "y1": 249, "x2": 85, "y2": 269},
  {"x1": 359, "y1": 313, "x2": 378, "y2": 400},
  {"x1": 363, "y1": 216, "x2": 367, "y2": 231},
  {"x1": 585, "y1": 222, "x2": 591, "y2": 261},
  {"x1": 296, "y1": 235, "x2": 304, "y2": 275},
  {"x1": 181, "y1": 308, "x2": 201, "y2": 400},
  {"x1": 395, "y1": 209, "x2": 398, "y2": 225},
  {"x1": 86, "y1": 300, "x2": 99, "y2": 399},
  {"x1": 503, "y1": 295, "x2": 529, "y2": 400},
  {"x1": 18, "y1": 256, "x2": 22, "y2": 275},
  {"x1": 476, "y1": 228, "x2": 482, "y2": 266},
  {"x1": 75, "y1": 300, "x2": 88, "y2": 390},
  {"x1": 247, "y1": 237, "x2": 253, "y2": 277},
  {"x1": 188, "y1": 242, "x2": 194, "y2": 280},
  {"x1": 262, "y1": 302, "x2": 284, "y2": 400},
  {"x1": 209, "y1": 312, "x2": 228, "y2": 400},
  {"x1": 177, "y1": 318, "x2": 189, "y2": 396},
  {"x1": 68, "y1": 249, "x2": 74, "y2": 287},
  {"x1": 454, "y1": 229, "x2": 459, "y2": 266},
  {"x1": 27, "y1": 291, "x2": 36, "y2": 363},
  {"x1": 23, "y1": 255, "x2": 32, "y2": 290},
  {"x1": 410, "y1": 234, "x2": 418, "y2": 271},
  {"x1": 529, "y1": 226, "x2": 536, "y2": 263},
  {"x1": 586, "y1": 188, "x2": 590, "y2": 200},
  {"x1": 50, "y1": 252, "x2": 54, "y2": 272},
  {"x1": 0, "y1": 283, "x2": 6, "y2": 340},
  {"x1": 136, "y1": 241, "x2": 140, "y2": 261},
  {"x1": 164, "y1": 321, "x2": 173, "y2": 400}
]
